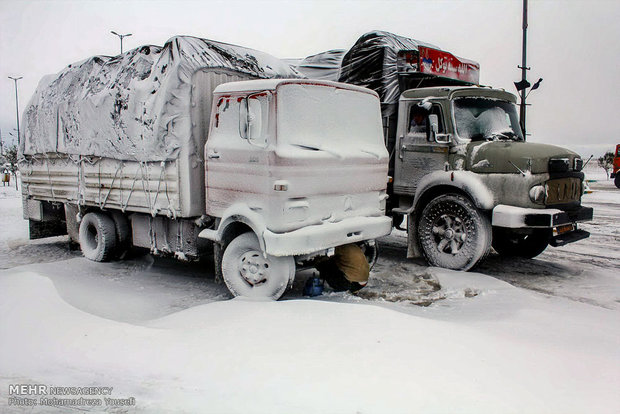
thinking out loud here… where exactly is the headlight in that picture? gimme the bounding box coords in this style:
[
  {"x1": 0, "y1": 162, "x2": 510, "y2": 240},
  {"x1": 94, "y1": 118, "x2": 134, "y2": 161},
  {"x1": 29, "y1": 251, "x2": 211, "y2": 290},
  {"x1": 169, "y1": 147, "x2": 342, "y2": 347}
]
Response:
[
  {"x1": 548, "y1": 158, "x2": 569, "y2": 173},
  {"x1": 529, "y1": 184, "x2": 546, "y2": 204}
]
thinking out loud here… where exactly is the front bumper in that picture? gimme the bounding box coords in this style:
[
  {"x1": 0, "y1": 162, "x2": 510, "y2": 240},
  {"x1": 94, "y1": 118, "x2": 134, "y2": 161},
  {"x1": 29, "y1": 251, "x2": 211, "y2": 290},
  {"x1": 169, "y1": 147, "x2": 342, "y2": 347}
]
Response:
[
  {"x1": 492, "y1": 204, "x2": 593, "y2": 228},
  {"x1": 263, "y1": 216, "x2": 392, "y2": 257}
]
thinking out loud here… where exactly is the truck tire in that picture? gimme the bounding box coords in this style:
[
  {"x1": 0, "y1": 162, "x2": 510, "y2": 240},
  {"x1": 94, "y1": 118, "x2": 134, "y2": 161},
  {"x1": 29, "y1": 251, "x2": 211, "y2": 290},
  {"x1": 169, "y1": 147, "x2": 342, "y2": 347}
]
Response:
[
  {"x1": 492, "y1": 228, "x2": 550, "y2": 259},
  {"x1": 615, "y1": 174, "x2": 620, "y2": 189},
  {"x1": 361, "y1": 241, "x2": 379, "y2": 271},
  {"x1": 221, "y1": 232, "x2": 295, "y2": 300},
  {"x1": 417, "y1": 194, "x2": 491, "y2": 271},
  {"x1": 110, "y1": 211, "x2": 131, "y2": 259},
  {"x1": 79, "y1": 212, "x2": 117, "y2": 262}
]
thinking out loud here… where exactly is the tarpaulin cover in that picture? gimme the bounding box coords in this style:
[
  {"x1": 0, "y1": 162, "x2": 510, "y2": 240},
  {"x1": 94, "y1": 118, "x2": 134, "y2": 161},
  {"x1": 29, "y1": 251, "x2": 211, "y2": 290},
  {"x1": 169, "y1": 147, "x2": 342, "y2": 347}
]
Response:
[
  {"x1": 338, "y1": 31, "x2": 472, "y2": 114},
  {"x1": 22, "y1": 36, "x2": 300, "y2": 161},
  {"x1": 293, "y1": 49, "x2": 346, "y2": 81}
]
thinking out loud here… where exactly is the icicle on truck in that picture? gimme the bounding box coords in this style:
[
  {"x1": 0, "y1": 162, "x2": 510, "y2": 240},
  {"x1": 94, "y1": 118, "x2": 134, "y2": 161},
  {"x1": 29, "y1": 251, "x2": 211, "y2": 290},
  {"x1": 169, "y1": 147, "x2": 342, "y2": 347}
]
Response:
[
  {"x1": 18, "y1": 36, "x2": 392, "y2": 299},
  {"x1": 296, "y1": 31, "x2": 593, "y2": 270}
]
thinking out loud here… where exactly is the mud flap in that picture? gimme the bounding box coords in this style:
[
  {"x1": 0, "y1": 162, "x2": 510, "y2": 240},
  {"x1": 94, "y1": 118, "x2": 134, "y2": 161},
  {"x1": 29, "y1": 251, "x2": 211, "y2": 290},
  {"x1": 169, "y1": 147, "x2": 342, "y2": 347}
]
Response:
[
  {"x1": 213, "y1": 242, "x2": 224, "y2": 284},
  {"x1": 406, "y1": 213, "x2": 422, "y2": 258},
  {"x1": 29, "y1": 219, "x2": 67, "y2": 240}
]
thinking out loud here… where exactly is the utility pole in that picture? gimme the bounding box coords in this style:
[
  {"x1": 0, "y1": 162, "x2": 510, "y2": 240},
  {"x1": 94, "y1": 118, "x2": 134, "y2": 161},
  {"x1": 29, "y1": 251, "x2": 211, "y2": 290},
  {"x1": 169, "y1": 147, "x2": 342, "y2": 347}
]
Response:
[
  {"x1": 8, "y1": 76, "x2": 22, "y2": 146},
  {"x1": 519, "y1": 0, "x2": 528, "y2": 137},
  {"x1": 7, "y1": 77, "x2": 22, "y2": 191},
  {"x1": 514, "y1": 0, "x2": 542, "y2": 139},
  {"x1": 111, "y1": 31, "x2": 132, "y2": 54}
]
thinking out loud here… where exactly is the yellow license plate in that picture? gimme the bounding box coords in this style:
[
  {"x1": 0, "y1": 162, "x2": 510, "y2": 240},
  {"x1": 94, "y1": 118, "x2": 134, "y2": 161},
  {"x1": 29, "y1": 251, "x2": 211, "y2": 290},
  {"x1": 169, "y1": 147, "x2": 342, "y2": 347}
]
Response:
[{"x1": 555, "y1": 224, "x2": 575, "y2": 236}]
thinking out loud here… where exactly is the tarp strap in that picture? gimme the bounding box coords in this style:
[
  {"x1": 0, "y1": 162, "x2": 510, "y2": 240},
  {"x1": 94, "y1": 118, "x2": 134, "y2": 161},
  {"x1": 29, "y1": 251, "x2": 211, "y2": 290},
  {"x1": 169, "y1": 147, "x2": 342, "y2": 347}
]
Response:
[
  {"x1": 100, "y1": 161, "x2": 124, "y2": 209},
  {"x1": 45, "y1": 155, "x2": 57, "y2": 202},
  {"x1": 121, "y1": 167, "x2": 141, "y2": 213},
  {"x1": 139, "y1": 162, "x2": 155, "y2": 217}
]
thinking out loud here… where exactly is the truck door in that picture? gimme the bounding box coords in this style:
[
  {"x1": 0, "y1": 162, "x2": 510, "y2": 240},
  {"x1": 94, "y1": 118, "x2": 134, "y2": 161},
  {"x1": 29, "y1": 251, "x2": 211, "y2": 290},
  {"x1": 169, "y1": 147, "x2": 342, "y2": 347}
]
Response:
[
  {"x1": 205, "y1": 92, "x2": 271, "y2": 217},
  {"x1": 393, "y1": 101, "x2": 449, "y2": 196}
]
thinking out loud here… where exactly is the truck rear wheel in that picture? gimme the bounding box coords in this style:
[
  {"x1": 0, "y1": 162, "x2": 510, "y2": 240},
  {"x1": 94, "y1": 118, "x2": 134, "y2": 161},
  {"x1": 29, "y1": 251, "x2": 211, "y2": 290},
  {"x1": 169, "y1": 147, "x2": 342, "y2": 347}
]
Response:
[
  {"x1": 615, "y1": 174, "x2": 620, "y2": 189},
  {"x1": 79, "y1": 212, "x2": 117, "y2": 262},
  {"x1": 417, "y1": 194, "x2": 491, "y2": 271},
  {"x1": 110, "y1": 211, "x2": 131, "y2": 259},
  {"x1": 221, "y1": 232, "x2": 295, "y2": 300},
  {"x1": 492, "y1": 228, "x2": 550, "y2": 259}
]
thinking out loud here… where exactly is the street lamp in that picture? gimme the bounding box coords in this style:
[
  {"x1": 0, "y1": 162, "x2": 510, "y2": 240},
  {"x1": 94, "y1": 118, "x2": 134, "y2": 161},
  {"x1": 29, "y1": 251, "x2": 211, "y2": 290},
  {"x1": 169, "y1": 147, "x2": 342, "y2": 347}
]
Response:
[
  {"x1": 8, "y1": 76, "x2": 22, "y2": 146},
  {"x1": 111, "y1": 31, "x2": 132, "y2": 54},
  {"x1": 514, "y1": 0, "x2": 542, "y2": 138}
]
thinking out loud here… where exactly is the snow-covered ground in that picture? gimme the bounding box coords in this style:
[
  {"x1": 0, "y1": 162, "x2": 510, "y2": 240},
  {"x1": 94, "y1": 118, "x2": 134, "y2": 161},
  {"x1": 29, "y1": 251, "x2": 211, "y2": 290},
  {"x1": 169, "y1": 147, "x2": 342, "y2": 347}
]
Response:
[{"x1": 1, "y1": 165, "x2": 618, "y2": 413}]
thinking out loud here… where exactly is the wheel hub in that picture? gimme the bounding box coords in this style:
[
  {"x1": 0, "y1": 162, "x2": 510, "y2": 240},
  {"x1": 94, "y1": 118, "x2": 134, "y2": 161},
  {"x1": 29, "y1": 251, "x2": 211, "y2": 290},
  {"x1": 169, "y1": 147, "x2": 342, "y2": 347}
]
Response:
[
  {"x1": 239, "y1": 251, "x2": 269, "y2": 286},
  {"x1": 432, "y1": 214, "x2": 467, "y2": 255}
]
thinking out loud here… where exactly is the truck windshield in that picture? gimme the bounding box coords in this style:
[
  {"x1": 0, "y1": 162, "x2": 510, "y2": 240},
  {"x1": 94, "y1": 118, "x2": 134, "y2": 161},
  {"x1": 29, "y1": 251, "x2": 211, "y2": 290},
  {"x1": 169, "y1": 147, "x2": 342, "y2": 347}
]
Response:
[
  {"x1": 276, "y1": 83, "x2": 386, "y2": 157},
  {"x1": 453, "y1": 97, "x2": 524, "y2": 141}
]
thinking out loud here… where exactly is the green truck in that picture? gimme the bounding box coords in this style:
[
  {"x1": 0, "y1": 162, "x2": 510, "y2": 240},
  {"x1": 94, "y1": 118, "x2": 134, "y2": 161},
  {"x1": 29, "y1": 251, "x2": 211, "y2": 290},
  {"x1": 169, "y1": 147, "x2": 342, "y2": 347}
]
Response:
[{"x1": 296, "y1": 31, "x2": 593, "y2": 270}]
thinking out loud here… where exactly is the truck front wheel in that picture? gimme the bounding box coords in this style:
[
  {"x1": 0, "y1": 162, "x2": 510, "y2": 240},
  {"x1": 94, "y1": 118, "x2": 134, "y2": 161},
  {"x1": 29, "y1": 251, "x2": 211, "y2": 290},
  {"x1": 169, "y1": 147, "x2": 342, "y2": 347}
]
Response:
[
  {"x1": 221, "y1": 232, "x2": 295, "y2": 300},
  {"x1": 417, "y1": 194, "x2": 491, "y2": 271},
  {"x1": 615, "y1": 174, "x2": 620, "y2": 189},
  {"x1": 492, "y1": 228, "x2": 550, "y2": 259},
  {"x1": 79, "y1": 212, "x2": 117, "y2": 262}
]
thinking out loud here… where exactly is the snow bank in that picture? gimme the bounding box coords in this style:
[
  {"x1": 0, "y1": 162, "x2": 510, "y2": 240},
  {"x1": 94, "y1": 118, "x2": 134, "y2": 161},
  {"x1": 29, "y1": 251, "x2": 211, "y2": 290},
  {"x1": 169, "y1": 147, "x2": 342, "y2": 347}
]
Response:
[
  {"x1": 0, "y1": 186, "x2": 27, "y2": 247},
  {"x1": 1, "y1": 267, "x2": 618, "y2": 413}
]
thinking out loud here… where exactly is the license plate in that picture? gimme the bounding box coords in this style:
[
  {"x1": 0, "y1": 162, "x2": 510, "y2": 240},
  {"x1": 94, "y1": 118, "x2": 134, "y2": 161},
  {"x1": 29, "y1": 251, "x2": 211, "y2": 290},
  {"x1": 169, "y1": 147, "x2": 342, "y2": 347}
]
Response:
[
  {"x1": 546, "y1": 178, "x2": 581, "y2": 204},
  {"x1": 555, "y1": 224, "x2": 575, "y2": 236}
]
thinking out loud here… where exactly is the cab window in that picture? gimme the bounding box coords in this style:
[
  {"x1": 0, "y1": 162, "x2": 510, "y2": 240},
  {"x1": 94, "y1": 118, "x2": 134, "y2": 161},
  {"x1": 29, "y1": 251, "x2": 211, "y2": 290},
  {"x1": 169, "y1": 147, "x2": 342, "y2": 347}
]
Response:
[{"x1": 408, "y1": 103, "x2": 444, "y2": 140}]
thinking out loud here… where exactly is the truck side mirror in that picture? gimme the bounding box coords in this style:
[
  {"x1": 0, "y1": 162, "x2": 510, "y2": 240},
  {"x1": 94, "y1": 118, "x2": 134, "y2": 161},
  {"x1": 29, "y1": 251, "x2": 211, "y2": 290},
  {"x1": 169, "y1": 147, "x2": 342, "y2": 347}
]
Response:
[
  {"x1": 247, "y1": 98, "x2": 264, "y2": 146},
  {"x1": 239, "y1": 96, "x2": 266, "y2": 147},
  {"x1": 428, "y1": 114, "x2": 439, "y2": 141},
  {"x1": 239, "y1": 97, "x2": 249, "y2": 139}
]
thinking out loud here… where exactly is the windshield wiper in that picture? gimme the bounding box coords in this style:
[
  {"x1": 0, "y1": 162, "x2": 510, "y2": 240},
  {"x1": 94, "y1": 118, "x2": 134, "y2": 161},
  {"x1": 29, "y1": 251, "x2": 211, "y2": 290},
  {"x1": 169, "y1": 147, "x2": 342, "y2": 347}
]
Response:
[
  {"x1": 289, "y1": 143, "x2": 343, "y2": 159},
  {"x1": 290, "y1": 143, "x2": 321, "y2": 151},
  {"x1": 489, "y1": 130, "x2": 518, "y2": 141}
]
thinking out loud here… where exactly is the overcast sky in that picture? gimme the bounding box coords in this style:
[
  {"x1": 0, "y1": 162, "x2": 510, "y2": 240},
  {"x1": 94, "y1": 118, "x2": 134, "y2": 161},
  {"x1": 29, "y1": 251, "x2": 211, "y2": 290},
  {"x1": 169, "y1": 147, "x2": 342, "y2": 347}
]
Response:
[{"x1": 1, "y1": 0, "x2": 618, "y2": 156}]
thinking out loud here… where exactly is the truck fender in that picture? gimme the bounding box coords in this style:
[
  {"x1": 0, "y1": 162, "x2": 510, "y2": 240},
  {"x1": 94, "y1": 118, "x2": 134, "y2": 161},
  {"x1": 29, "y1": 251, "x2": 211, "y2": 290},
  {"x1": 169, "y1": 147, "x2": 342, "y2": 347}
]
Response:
[
  {"x1": 413, "y1": 170, "x2": 495, "y2": 212},
  {"x1": 404, "y1": 171, "x2": 495, "y2": 260},
  {"x1": 198, "y1": 204, "x2": 268, "y2": 253}
]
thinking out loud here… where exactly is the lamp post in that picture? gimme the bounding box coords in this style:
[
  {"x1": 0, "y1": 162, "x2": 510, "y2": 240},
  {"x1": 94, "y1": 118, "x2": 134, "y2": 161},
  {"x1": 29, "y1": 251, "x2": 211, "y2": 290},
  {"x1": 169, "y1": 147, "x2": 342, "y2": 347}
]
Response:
[
  {"x1": 513, "y1": 0, "x2": 542, "y2": 139},
  {"x1": 111, "y1": 31, "x2": 132, "y2": 54},
  {"x1": 518, "y1": 0, "x2": 528, "y2": 136},
  {"x1": 8, "y1": 76, "x2": 22, "y2": 146}
]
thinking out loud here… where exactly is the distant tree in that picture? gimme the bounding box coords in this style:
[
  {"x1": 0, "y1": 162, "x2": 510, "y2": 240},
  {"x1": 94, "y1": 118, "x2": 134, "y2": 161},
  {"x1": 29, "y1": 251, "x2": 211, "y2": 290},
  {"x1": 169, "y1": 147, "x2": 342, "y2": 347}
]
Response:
[
  {"x1": 597, "y1": 151, "x2": 614, "y2": 178},
  {"x1": 5, "y1": 145, "x2": 18, "y2": 173}
]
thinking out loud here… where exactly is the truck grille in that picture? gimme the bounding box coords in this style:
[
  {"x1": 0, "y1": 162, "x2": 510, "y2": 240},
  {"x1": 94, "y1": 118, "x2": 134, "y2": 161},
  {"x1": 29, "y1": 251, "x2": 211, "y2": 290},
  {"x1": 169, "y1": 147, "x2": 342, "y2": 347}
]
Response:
[{"x1": 545, "y1": 177, "x2": 581, "y2": 205}]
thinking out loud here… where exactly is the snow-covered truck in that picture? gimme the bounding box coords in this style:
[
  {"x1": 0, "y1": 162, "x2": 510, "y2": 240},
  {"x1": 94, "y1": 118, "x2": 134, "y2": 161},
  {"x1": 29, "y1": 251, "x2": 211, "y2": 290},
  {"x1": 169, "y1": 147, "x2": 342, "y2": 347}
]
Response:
[
  {"x1": 18, "y1": 36, "x2": 392, "y2": 299},
  {"x1": 295, "y1": 31, "x2": 593, "y2": 270}
]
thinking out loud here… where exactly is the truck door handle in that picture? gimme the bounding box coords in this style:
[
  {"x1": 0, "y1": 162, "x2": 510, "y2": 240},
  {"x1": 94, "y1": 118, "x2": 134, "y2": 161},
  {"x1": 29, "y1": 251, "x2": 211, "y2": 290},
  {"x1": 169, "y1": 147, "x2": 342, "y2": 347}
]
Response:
[
  {"x1": 207, "y1": 152, "x2": 220, "y2": 159},
  {"x1": 398, "y1": 135, "x2": 404, "y2": 160}
]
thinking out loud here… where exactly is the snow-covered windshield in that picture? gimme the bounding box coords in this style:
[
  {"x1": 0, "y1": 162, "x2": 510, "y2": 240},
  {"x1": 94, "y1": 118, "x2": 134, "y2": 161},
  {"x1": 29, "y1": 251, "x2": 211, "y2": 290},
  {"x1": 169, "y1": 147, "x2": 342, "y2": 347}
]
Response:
[
  {"x1": 453, "y1": 97, "x2": 524, "y2": 141},
  {"x1": 276, "y1": 83, "x2": 386, "y2": 157}
]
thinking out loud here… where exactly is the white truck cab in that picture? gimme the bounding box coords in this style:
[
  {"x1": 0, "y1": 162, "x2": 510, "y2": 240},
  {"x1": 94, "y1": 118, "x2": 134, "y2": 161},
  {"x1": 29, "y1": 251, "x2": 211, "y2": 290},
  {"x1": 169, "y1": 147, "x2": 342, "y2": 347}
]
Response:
[{"x1": 201, "y1": 79, "x2": 391, "y2": 298}]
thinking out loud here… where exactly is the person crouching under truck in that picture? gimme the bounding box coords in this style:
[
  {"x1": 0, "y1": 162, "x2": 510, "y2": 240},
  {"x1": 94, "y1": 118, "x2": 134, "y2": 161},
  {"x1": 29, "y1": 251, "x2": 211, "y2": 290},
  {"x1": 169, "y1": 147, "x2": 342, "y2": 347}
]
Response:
[{"x1": 315, "y1": 244, "x2": 370, "y2": 292}]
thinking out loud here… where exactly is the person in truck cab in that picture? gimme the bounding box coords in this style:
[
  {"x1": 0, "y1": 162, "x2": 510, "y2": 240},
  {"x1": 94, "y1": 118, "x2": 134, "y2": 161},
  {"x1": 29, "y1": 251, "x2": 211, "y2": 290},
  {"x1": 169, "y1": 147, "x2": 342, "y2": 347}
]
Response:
[{"x1": 409, "y1": 106, "x2": 428, "y2": 134}]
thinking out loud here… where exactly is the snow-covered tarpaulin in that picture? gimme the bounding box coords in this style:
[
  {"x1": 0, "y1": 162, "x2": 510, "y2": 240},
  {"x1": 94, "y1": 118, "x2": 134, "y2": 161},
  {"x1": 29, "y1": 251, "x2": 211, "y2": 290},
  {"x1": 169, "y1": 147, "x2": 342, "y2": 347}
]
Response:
[
  {"x1": 22, "y1": 36, "x2": 300, "y2": 161},
  {"x1": 338, "y1": 31, "x2": 478, "y2": 115},
  {"x1": 293, "y1": 49, "x2": 346, "y2": 81}
]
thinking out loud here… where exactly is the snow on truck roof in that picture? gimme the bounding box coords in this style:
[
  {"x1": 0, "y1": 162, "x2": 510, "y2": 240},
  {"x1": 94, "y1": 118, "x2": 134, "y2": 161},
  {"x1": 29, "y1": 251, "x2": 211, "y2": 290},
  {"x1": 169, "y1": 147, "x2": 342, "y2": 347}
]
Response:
[
  {"x1": 22, "y1": 36, "x2": 301, "y2": 161},
  {"x1": 401, "y1": 86, "x2": 517, "y2": 103},
  {"x1": 213, "y1": 78, "x2": 379, "y2": 97}
]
